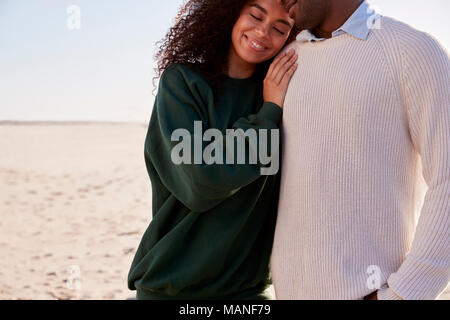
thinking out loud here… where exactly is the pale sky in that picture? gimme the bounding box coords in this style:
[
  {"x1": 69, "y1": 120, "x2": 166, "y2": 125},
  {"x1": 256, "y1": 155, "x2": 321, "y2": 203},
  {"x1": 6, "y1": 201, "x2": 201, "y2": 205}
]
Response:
[{"x1": 0, "y1": 0, "x2": 449, "y2": 122}]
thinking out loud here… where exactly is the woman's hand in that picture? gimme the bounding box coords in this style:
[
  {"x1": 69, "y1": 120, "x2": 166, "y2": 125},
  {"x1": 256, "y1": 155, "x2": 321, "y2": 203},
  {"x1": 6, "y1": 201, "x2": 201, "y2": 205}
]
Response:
[{"x1": 263, "y1": 48, "x2": 298, "y2": 108}]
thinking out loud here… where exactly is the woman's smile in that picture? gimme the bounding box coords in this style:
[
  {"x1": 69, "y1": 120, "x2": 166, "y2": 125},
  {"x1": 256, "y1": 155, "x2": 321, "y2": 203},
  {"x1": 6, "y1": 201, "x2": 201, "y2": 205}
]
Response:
[
  {"x1": 244, "y1": 34, "x2": 269, "y2": 52},
  {"x1": 228, "y1": 0, "x2": 295, "y2": 77}
]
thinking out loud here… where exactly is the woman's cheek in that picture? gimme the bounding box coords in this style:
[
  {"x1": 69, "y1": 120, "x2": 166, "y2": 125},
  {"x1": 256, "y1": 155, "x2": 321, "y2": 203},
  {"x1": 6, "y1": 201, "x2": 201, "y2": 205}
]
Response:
[{"x1": 273, "y1": 39, "x2": 286, "y2": 53}]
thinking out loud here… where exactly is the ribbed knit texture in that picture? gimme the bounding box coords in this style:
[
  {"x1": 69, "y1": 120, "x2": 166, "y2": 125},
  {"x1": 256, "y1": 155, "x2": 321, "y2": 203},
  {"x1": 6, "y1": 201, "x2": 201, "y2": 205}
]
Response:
[{"x1": 271, "y1": 16, "x2": 450, "y2": 300}]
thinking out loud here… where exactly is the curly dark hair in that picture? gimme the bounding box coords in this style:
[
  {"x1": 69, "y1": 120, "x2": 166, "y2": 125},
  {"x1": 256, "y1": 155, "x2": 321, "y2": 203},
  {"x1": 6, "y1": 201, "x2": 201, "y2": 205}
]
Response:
[{"x1": 154, "y1": 0, "x2": 299, "y2": 88}]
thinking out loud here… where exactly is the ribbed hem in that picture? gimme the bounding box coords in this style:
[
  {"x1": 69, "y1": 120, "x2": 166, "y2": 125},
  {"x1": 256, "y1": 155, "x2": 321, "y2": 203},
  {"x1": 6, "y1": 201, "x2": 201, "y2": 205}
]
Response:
[
  {"x1": 136, "y1": 284, "x2": 271, "y2": 300},
  {"x1": 258, "y1": 102, "x2": 283, "y2": 124},
  {"x1": 377, "y1": 285, "x2": 403, "y2": 300}
]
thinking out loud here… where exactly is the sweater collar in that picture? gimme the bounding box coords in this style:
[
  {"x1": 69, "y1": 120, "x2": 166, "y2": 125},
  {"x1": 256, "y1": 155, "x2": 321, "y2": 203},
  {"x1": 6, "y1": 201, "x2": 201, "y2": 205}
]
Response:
[{"x1": 296, "y1": 1, "x2": 381, "y2": 43}]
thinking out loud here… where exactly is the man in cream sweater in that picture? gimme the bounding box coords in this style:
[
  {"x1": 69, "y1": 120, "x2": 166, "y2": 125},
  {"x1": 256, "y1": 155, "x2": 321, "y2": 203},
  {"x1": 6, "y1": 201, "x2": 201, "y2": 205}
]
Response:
[{"x1": 272, "y1": 0, "x2": 450, "y2": 299}]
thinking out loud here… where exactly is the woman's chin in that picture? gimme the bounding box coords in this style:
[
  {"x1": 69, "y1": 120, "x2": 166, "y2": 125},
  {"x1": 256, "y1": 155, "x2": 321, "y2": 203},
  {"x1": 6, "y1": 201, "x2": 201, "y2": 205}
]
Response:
[{"x1": 241, "y1": 54, "x2": 270, "y2": 65}]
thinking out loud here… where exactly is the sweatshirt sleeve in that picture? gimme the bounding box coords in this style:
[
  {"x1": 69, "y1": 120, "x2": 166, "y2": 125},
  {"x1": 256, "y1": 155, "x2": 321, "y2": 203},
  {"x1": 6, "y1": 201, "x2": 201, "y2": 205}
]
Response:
[
  {"x1": 146, "y1": 65, "x2": 282, "y2": 213},
  {"x1": 379, "y1": 32, "x2": 450, "y2": 300}
]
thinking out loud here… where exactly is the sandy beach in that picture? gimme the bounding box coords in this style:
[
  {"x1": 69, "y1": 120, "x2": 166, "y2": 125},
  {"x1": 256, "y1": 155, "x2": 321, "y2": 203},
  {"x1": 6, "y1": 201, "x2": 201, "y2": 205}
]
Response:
[
  {"x1": 0, "y1": 122, "x2": 151, "y2": 300},
  {"x1": 0, "y1": 122, "x2": 448, "y2": 300}
]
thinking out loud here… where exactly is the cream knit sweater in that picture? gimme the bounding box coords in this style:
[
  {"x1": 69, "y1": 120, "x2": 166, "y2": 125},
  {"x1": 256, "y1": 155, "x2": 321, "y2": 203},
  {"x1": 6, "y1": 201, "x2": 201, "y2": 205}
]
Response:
[{"x1": 271, "y1": 16, "x2": 450, "y2": 300}]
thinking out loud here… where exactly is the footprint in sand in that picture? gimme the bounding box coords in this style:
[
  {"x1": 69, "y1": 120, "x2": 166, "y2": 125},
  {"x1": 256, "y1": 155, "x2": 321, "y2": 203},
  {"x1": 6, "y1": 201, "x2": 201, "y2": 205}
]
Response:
[
  {"x1": 123, "y1": 248, "x2": 134, "y2": 255},
  {"x1": 104, "y1": 293, "x2": 115, "y2": 299}
]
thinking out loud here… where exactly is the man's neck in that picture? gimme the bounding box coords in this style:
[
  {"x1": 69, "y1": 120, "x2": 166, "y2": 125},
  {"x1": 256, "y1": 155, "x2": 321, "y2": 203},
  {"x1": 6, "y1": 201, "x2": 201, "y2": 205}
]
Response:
[{"x1": 313, "y1": 0, "x2": 363, "y2": 39}]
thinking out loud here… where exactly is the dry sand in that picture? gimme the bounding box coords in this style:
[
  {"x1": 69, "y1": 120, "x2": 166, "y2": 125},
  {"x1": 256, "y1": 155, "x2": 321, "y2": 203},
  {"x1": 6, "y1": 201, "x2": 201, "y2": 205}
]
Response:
[
  {"x1": 0, "y1": 122, "x2": 150, "y2": 300},
  {"x1": 0, "y1": 122, "x2": 448, "y2": 300}
]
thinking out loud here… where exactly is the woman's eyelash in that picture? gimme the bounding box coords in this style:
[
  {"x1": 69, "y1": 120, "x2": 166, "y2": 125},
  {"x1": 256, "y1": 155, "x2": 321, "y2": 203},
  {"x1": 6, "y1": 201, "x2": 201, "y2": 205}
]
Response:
[
  {"x1": 250, "y1": 14, "x2": 262, "y2": 21},
  {"x1": 250, "y1": 13, "x2": 285, "y2": 35},
  {"x1": 274, "y1": 28, "x2": 285, "y2": 35}
]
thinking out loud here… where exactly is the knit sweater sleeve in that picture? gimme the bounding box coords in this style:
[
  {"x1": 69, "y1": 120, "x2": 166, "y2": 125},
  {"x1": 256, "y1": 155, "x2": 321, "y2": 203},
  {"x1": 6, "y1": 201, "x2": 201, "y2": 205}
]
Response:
[
  {"x1": 147, "y1": 64, "x2": 282, "y2": 213},
  {"x1": 379, "y1": 31, "x2": 450, "y2": 300}
]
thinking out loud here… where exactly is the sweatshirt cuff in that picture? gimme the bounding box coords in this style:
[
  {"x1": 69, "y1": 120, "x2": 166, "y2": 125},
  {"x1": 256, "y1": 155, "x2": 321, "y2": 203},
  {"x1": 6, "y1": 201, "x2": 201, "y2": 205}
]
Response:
[
  {"x1": 259, "y1": 102, "x2": 283, "y2": 124},
  {"x1": 377, "y1": 285, "x2": 404, "y2": 300}
]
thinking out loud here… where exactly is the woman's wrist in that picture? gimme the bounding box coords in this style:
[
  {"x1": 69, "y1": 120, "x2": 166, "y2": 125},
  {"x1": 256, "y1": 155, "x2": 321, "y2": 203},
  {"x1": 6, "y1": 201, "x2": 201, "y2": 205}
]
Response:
[{"x1": 263, "y1": 99, "x2": 283, "y2": 109}]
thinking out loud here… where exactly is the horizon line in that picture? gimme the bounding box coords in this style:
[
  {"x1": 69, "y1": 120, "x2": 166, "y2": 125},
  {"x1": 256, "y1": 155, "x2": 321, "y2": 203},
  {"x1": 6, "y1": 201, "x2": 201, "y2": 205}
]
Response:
[{"x1": 0, "y1": 120, "x2": 147, "y2": 126}]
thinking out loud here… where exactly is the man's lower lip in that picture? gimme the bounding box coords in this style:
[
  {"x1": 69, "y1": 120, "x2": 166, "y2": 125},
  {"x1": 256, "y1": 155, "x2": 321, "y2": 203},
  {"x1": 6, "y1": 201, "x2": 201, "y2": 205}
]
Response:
[
  {"x1": 286, "y1": 0, "x2": 298, "y2": 12},
  {"x1": 289, "y1": 5, "x2": 297, "y2": 17}
]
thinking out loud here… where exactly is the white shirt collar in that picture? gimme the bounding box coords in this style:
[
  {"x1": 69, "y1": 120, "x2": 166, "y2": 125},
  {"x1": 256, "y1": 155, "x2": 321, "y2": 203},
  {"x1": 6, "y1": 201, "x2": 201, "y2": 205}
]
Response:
[{"x1": 296, "y1": 1, "x2": 381, "y2": 42}]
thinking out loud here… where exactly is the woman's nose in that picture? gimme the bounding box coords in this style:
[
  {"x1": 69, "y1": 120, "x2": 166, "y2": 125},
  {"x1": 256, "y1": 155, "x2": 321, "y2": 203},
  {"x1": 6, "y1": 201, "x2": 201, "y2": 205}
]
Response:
[{"x1": 254, "y1": 24, "x2": 269, "y2": 38}]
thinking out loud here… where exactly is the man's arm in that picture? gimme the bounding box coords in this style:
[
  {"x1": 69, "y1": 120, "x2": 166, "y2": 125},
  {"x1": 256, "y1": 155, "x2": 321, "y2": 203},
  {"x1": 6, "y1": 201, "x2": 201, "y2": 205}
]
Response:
[{"x1": 378, "y1": 30, "x2": 450, "y2": 300}]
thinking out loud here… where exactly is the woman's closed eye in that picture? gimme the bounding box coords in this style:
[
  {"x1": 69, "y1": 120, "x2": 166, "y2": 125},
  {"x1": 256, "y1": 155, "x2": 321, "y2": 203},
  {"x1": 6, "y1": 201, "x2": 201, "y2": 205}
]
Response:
[
  {"x1": 274, "y1": 27, "x2": 285, "y2": 35},
  {"x1": 250, "y1": 13, "x2": 263, "y2": 21},
  {"x1": 250, "y1": 14, "x2": 287, "y2": 35}
]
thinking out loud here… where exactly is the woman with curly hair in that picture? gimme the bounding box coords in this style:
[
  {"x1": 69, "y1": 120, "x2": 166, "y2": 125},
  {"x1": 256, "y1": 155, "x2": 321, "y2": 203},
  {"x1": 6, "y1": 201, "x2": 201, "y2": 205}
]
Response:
[{"x1": 128, "y1": 0, "x2": 299, "y2": 300}]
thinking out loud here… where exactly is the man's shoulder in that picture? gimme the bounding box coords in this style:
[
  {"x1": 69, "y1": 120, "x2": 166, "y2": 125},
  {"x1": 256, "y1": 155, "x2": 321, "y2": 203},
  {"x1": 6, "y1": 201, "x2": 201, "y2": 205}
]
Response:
[
  {"x1": 373, "y1": 16, "x2": 449, "y2": 85},
  {"x1": 374, "y1": 16, "x2": 447, "y2": 55},
  {"x1": 278, "y1": 40, "x2": 301, "y2": 54}
]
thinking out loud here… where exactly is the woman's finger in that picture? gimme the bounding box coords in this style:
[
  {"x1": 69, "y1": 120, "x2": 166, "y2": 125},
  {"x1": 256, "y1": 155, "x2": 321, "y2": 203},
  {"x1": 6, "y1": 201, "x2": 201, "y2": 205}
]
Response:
[
  {"x1": 280, "y1": 63, "x2": 298, "y2": 87},
  {"x1": 266, "y1": 50, "x2": 286, "y2": 79},
  {"x1": 267, "y1": 49, "x2": 294, "y2": 80},
  {"x1": 274, "y1": 53, "x2": 298, "y2": 84},
  {"x1": 271, "y1": 50, "x2": 296, "y2": 83}
]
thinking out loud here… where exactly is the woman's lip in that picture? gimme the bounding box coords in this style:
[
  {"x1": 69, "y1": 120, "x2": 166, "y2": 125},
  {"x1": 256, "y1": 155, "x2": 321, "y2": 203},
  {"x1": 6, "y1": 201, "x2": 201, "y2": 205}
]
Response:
[{"x1": 245, "y1": 35, "x2": 268, "y2": 52}]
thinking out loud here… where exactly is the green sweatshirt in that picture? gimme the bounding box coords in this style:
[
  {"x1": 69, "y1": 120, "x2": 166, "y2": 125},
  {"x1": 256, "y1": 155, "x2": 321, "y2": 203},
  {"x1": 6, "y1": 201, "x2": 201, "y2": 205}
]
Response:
[{"x1": 127, "y1": 64, "x2": 283, "y2": 300}]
